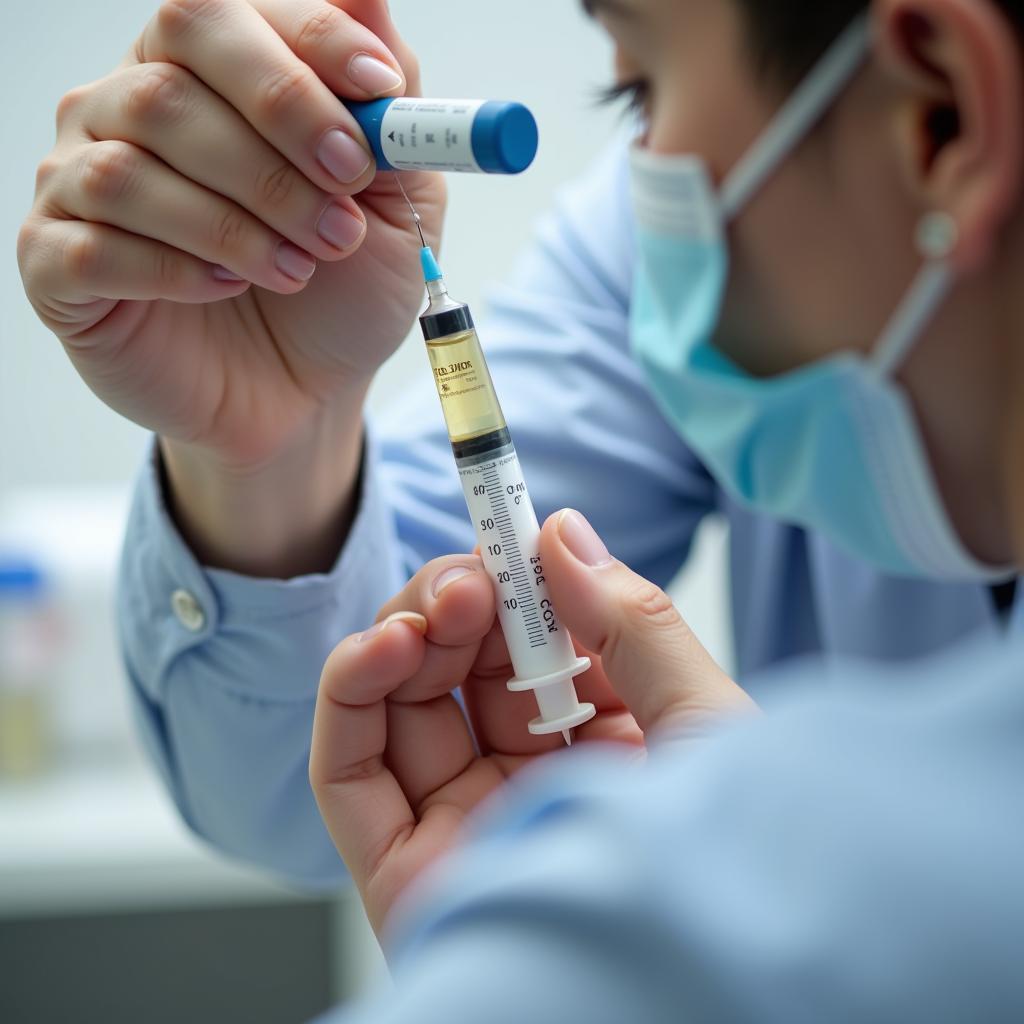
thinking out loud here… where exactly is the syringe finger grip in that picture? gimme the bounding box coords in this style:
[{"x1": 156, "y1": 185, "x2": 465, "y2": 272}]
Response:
[{"x1": 506, "y1": 657, "x2": 592, "y2": 693}]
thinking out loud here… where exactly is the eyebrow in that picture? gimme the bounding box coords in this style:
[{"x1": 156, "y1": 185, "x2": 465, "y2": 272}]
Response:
[{"x1": 581, "y1": 0, "x2": 635, "y2": 20}]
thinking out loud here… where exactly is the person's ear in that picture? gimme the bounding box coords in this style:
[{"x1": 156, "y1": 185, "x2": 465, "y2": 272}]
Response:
[{"x1": 873, "y1": 0, "x2": 1024, "y2": 272}]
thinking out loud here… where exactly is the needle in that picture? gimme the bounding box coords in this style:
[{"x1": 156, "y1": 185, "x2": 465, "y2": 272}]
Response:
[{"x1": 395, "y1": 173, "x2": 427, "y2": 248}]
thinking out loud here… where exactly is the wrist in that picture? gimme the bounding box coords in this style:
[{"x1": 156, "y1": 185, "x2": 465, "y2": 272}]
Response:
[{"x1": 161, "y1": 385, "x2": 370, "y2": 578}]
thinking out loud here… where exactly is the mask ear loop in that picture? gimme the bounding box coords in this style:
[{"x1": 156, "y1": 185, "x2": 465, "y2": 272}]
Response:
[
  {"x1": 869, "y1": 212, "x2": 958, "y2": 378},
  {"x1": 720, "y1": 14, "x2": 872, "y2": 222}
]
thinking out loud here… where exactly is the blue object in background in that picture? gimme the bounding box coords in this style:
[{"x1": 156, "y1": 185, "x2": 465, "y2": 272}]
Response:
[{"x1": 0, "y1": 555, "x2": 47, "y2": 600}]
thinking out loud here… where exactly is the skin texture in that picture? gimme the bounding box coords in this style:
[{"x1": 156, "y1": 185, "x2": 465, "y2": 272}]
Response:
[{"x1": 311, "y1": 0, "x2": 1024, "y2": 940}]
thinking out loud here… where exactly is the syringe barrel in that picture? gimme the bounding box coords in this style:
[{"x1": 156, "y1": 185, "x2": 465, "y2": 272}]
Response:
[
  {"x1": 420, "y1": 288, "x2": 594, "y2": 737},
  {"x1": 456, "y1": 440, "x2": 578, "y2": 684},
  {"x1": 345, "y1": 98, "x2": 538, "y2": 174}
]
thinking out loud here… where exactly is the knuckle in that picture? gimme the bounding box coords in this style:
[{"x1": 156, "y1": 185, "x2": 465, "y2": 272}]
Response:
[
  {"x1": 152, "y1": 244, "x2": 183, "y2": 290},
  {"x1": 124, "y1": 63, "x2": 190, "y2": 127},
  {"x1": 328, "y1": 753, "x2": 384, "y2": 787},
  {"x1": 63, "y1": 231, "x2": 105, "y2": 284},
  {"x1": 34, "y1": 155, "x2": 61, "y2": 195},
  {"x1": 599, "y1": 579, "x2": 684, "y2": 688},
  {"x1": 16, "y1": 220, "x2": 42, "y2": 273},
  {"x1": 626, "y1": 578, "x2": 681, "y2": 632},
  {"x1": 156, "y1": 0, "x2": 222, "y2": 42},
  {"x1": 258, "y1": 64, "x2": 315, "y2": 121},
  {"x1": 81, "y1": 141, "x2": 143, "y2": 205},
  {"x1": 254, "y1": 160, "x2": 300, "y2": 211},
  {"x1": 210, "y1": 206, "x2": 250, "y2": 253},
  {"x1": 294, "y1": 7, "x2": 340, "y2": 55},
  {"x1": 55, "y1": 85, "x2": 89, "y2": 131}
]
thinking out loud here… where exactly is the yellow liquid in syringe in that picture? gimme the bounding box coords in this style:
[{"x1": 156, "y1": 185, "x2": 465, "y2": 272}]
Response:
[{"x1": 426, "y1": 328, "x2": 508, "y2": 444}]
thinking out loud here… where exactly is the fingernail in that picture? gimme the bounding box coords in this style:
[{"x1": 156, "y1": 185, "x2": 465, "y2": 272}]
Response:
[
  {"x1": 212, "y1": 264, "x2": 246, "y2": 282},
  {"x1": 358, "y1": 611, "x2": 428, "y2": 642},
  {"x1": 316, "y1": 204, "x2": 365, "y2": 250},
  {"x1": 558, "y1": 510, "x2": 612, "y2": 568},
  {"x1": 432, "y1": 566, "x2": 475, "y2": 598},
  {"x1": 275, "y1": 242, "x2": 317, "y2": 282},
  {"x1": 348, "y1": 53, "x2": 403, "y2": 96},
  {"x1": 358, "y1": 620, "x2": 388, "y2": 642},
  {"x1": 317, "y1": 128, "x2": 373, "y2": 184}
]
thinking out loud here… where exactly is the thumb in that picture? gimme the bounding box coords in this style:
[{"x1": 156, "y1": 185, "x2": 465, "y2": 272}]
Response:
[{"x1": 540, "y1": 510, "x2": 758, "y2": 737}]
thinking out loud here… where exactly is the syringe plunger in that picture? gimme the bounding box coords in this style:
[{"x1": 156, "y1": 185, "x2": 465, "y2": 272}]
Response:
[{"x1": 507, "y1": 657, "x2": 595, "y2": 736}]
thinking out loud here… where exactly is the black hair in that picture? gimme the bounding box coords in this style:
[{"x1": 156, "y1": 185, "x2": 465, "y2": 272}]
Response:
[{"x1": 734, "y1": 0, "x2": 1024, "y2": 84}]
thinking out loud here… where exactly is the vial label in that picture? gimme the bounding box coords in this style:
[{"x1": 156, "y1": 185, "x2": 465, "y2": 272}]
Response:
[
  {"x1": 380, "y1": 99, "x2": 486, "y2": 173},
  {"x1": 426, "y1": 330, "x2": 506, "y2": 443}
]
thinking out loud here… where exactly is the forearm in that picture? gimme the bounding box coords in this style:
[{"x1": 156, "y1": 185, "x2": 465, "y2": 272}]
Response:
[{"x1": 161, "y1": 382, "x2": 369, "y2": 579}]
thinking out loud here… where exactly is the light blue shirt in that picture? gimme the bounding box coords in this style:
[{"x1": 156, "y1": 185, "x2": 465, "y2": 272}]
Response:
[
  {"x1": 326, "y1": 636, "x2": 1024, "y2": 1023},
  {"x1": 118, "y1": 142, "x2": 1019, "y2": 887}
]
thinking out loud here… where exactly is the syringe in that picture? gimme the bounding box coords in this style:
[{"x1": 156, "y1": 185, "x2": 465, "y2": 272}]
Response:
[{"x1": 405, "y1": 219, "x2": 596, "y2": 746}]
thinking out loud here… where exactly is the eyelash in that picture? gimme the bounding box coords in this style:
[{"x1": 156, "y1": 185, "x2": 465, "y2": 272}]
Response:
[{"x1": 597, "y1": 78, "x2": 650, "y2": 116}]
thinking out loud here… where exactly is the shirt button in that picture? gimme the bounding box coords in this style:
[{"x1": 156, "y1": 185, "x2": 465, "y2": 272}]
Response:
[{"x1": 171, "y1": 589, "x2": 206, "y2": 632}]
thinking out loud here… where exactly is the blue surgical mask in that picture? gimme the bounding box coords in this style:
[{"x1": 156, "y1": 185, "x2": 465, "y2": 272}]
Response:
[{"x1": 630, "y1": 16, "x2": 1013, "y2": 582}]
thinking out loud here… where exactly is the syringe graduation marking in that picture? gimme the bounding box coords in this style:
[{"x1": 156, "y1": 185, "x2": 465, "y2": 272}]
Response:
[{"x1": 480, "y1": 464, "x2": 547, "y2": 648}]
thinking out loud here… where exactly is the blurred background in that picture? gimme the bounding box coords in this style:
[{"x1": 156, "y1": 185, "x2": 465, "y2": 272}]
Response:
[{"x1": 0, "y1": 1, "x2": 732, "y2": 1020}]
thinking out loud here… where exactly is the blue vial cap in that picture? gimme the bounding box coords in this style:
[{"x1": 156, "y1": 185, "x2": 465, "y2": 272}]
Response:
[
  {"x1": 421, "y1": 246, "x2": 443, "y2": 283},
  {"x1": 471, "y1": 101, "x2": 539, "y2": 175},
  {"x1": 0, "y1": 556, "x2": 47, "y2": 598},
  {"x1": 345, "y1": 98, "x2": 395, "y2": 170}
]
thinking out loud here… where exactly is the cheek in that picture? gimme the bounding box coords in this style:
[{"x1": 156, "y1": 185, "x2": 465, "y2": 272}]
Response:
[
  {"x1": 718, "y1": 95, "x2": 922, "y2": 376},
  {"x1": 641, "y1": 0, "x2": 758, "y2": 160},
  {"x1": 646, "y1": 75, "x2": 763, "y2": 166},
  {"x1": 644, "y1": 20, "x2": 767, "y2": 173}
]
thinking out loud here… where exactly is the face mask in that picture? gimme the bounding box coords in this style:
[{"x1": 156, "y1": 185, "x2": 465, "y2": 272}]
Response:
[{"x1": 630, "y1": 16, "x2": 1013, "y2": 582}]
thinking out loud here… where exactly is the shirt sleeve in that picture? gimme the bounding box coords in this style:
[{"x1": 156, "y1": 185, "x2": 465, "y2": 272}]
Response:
[
  {"x1": 378, "y1": 139, "x2": 717, "y2": 587},
  {"x1": 118, "y1": 427, "x2": 407, "y2": 887},
  {"x1": 328, "y1": 642, "x2": 1024, "y2": 1024},
  {"x1": 117, "y1": 141, "x2": 718, "y2": 888}
]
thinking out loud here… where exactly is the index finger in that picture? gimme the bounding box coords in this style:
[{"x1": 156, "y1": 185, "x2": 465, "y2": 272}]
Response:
[
  {"x1": 259, "y1": 0, "x2": 421, "y2": 98},
  {"x1": 137, "y1": 0, "x2": 392, "y2": 194},
  {"x1": 310, "y1": 612, "x2": 489, "y2": 935},
  {"x1": 309, "y1": 614, "x2": 425, "y2": 893}
]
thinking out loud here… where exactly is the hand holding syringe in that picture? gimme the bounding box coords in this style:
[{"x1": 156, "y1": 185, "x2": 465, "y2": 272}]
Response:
[{"x1": 397, "y1": 180, "x2": 596, "y2": 745}]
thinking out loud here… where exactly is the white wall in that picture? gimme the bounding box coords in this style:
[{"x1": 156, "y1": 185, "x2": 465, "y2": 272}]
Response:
[{"x1": 1, "y1": 0, "x2": 618, "y2": 491}]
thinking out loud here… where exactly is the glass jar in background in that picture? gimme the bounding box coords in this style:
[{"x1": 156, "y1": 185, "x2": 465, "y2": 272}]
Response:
[{"x1": 0, "y1": 557, "x2": 63, "y2": 778}]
